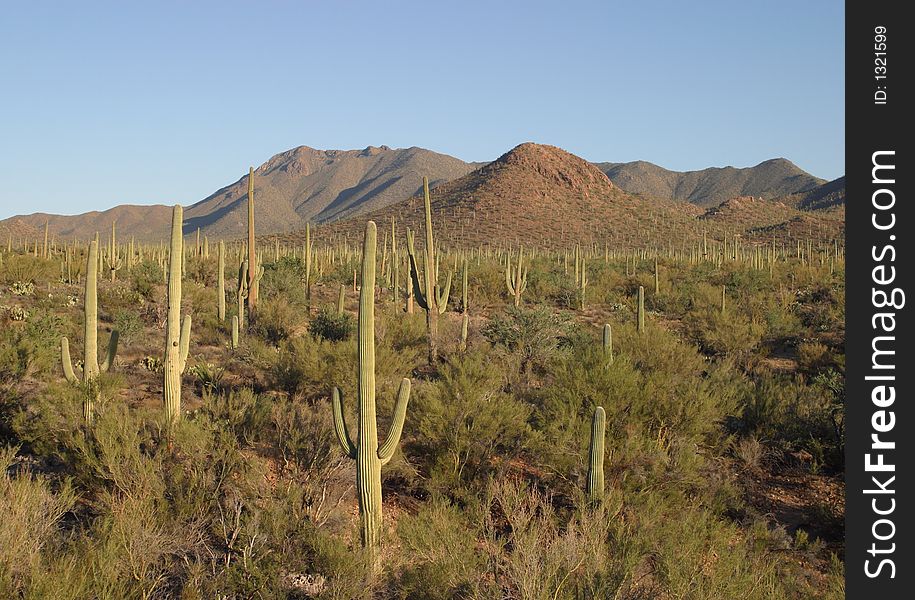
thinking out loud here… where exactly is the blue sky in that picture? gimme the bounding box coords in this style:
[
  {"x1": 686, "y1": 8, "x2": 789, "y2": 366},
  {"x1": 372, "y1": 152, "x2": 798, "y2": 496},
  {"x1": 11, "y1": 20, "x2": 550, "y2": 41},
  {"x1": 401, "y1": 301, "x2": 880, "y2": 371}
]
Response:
[{"x1": 0, "y1": 0, "x2": 844, "y2": 219}]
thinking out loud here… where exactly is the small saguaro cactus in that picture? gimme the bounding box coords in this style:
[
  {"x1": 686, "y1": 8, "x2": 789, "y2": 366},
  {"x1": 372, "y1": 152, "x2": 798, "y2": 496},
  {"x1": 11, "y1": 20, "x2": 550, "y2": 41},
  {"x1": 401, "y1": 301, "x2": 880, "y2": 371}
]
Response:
[
  {"x1": 336, "y1": 284, "x2": 346, "y2": 316},
  {"x1": 163, "y1": 205, "x2": 192, "y2": 426},
  {"x1": 505, "y1": 246, "x2": 527, "y2": 307},
  {"x1": 61, "y1": 238, "x2": 120, "y2": 423},
  {"x1": 231, "y1": 315, "x2": 239, "y2": 349},
  {"x1": 332, "y1": 221, "x2": 412, "y2": 568},
  {"x1": 721, "y1": 284, "x2": 727, "y2": 314},
  {"x1": 602, "y1": 323, "x2": 613, "y2": 364},
  {"x1": 654, "y1": 258, "x2": 660, "y2": 295},
  {"x1": 637, "y1": 285, "x2": 646, "y2": 333},
  {"x1": 587, "y1": 406, "x2": 606, "y2": 501}
]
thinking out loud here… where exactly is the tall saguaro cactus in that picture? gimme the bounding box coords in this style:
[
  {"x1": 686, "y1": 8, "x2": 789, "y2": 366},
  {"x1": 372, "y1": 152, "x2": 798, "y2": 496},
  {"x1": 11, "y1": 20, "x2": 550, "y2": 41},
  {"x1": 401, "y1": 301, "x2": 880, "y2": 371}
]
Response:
[
  {"x1": 637, "y1": 285, "x2": 646, "y2": 333},
  {"x1": 246, "y1": 167, "x2": 258, "y2": 318},
  {"x1": 61, "y1": 238, "x2": 119, "y2": 423},
  {"x1": 332, "y1": 221, "x2": 412, "y2": 567},
  {"x1": 505, "y1": 246, "x2": 527, "y2": 307},
  {"x1": 164, "y1": 205, "x2": 192, "y2": 426},
  {"x1": 217, "y1": 240, "x2": 226, "y2": 321},
  {"x1": 587, "y1": 406, "x2": 606, "y2": 501},
  {"x1": 602, "y1": 324, "x2": 613, "y2": 365},
  {"x1": 406, "y1": 176, "x2": 452, "y2": 364}
]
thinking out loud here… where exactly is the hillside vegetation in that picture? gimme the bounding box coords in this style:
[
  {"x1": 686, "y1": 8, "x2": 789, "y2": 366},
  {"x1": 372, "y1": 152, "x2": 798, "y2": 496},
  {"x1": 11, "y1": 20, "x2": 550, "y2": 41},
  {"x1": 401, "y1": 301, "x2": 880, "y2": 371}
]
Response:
[{"x1": 0, "y1": 180, "x2": 846, "y2": 599}]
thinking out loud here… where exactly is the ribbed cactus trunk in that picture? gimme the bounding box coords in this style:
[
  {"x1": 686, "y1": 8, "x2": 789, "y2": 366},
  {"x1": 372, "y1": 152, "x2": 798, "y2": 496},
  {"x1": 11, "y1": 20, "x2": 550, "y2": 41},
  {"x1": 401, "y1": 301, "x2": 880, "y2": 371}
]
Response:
[
  {"x1": 721, "y1": 285, "x2": 726, "y2": 314},
  {"x1": 60, "y1": 238, "x2": 119, "y2": 424},
  {"x1": 304, "y1": 222, "x2": 312, "y2": 306},
  {"x1": 587, "y1": 406, "x2": 606, "y2": 501},
  {"x1": 602, "y1": 323, "x2": 613, "y2": 364},
  {"x1": 83, "y1": 240, "x2": 101, "y2": 379},
  {"x1": 332, "y1": 221, "x2": 412, "y2": 571},
  {"x1": 505, "y1": 246, "x2": 527, "y2": 307},
  {"x1": 406, "y1": 177, "x2": 452, "y2": 364},
  {"x1": 637, "y1": 285, "x2": 645, "y2": 333},
  {"x1": 421, "y1": 177, "x2": 439, "y2": 363},
  {"x1": 217, "y1": 241, "x2": 226, "y2": 321},
  {"x1": 164, "y1": 205, "x2": 191, "y2": 426},
  {"x1": 246, "y1": 167, "x2": 258, "y2": 319},
  {"x1": 336, "y1": 284, "x2": 346, "y2": 316}
]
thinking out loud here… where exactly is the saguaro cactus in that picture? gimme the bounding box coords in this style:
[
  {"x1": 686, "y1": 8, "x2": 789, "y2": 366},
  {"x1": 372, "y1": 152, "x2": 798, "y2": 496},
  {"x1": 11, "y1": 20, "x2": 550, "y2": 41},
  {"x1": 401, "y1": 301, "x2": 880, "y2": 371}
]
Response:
[
  {"x1": 637, "y1": 286, "x2": 645, "y2": 333},
  {"x1": 406, "y1": 177, "x2": 452, "y2": 364},
  {"x1": 587, "y1": 406, "x2": 606, "y2": 501},
  {"x1": 236, "y1": 259, "x2": 263, "y2": 330},
  {"x1": 246, "y1": 167, "x2": 259, "y2": 318},
  {"x1": 304, "y1": 222, "x2": 312, "y2": 305},
  {"x1": 217, "y1": 240, "x2": 226, "y2": 321},
  {"x1": 505, "y1": 246, "x2": 527, "y2": 307},
  {"x1": 164, "y1": 205, "x2": 192, "y2": 426},
  {"x1": 61, "y1": 238, "x2": 119, "y2": 423},
  {"x1": 602, "y1": 323, "x2": 613, "y2": 364},
  {"x1": 332, "y1": 221, "x2": 412, "y2": 567}
]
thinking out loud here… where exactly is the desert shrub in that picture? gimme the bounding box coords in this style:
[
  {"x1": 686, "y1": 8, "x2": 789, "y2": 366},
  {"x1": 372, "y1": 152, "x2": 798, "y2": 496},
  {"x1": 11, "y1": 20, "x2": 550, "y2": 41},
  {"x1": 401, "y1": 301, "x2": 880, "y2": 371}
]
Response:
[
  {"x1": 250, "y1": 297, "x2": 306, "y2": 344},
  {"x1": 395, "y1": 497, "x2": 486, "y2": 598},
  {"x1": 737, "y1": 375, "x2": 844, "y2": 472},
  {"x1": 130, "y1": 259, "x2": 162, "y2": 300},
  {"x1": 407, "y1": 351, "x2": 535, "y2": 491},
  {"x1": 481, "y1": 305, "x2": 572, "y2": 378},
  {"x1": 0, "y1": 446, "x2": 78, "y2": 597},
  {"x1": 0, "y1": 255, "x2": 56, "y2": 286},
  {"x1": 111, "y1": 308, "x2": 143, "y2": 343},
  {"x1": 308, "y1": 307, "x2": 354, "y2": 342},
  {"x1": 261, "y1": 256, "x2": 307, "y2": 305}
]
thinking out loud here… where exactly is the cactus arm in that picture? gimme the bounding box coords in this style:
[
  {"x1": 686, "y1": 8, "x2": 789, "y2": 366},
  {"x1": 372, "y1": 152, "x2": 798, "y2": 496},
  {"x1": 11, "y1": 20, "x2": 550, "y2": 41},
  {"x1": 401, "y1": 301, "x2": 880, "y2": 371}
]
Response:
[
  {"x1": 179, "y1": 315, "x2": 192, "y2": 372},
  {"x1": 405, "y1": 229, "x2": 429, "y2": 310},
  {"x1": 61, "y1": 337, "x2": 79, "y2": 383},
  {"x1": 377, "y1": 378, "x2": 411, "y2": 465},
  {"x1": 435, "y1": 270, "x2": 452, "y2": 315},
  {"x1": 505, "y1": 264, "x2": 516, "y2": 295},
  {"x1": 100, "y1": 330, "x2": 119, "y2": 373},
  {"x1": 331, "y1": 387, "x2": 358, "y2": 459}
]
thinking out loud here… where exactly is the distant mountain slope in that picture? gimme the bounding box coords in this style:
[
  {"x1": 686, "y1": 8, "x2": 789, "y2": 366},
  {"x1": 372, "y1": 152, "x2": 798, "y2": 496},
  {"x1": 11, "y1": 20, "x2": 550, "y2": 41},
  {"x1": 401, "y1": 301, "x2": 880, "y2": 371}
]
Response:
[
  {"x1": 3, "y1": 145, "x2": 475, "y2": 242},
  {"x1": 596, "y1": 158, "x2": 825, "y2": 208},
  {"x1": 290, "y1": 143, "x2": 702, "y2": 250},
  {"x1": 0, "y1": 205, "x2": 173, "y2": 243},
  {"x1": 182, "y1": 145, "x2": 476, "y2": 236},
  {"x1": 777, "y1": 176, "x2": 846, "y2": 212}
]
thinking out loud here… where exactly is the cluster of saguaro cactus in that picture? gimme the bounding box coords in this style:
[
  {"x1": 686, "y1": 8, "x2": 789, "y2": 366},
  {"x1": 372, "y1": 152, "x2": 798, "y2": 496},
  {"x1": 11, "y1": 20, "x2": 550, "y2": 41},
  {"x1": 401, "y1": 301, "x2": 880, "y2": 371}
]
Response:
[
  {"x1": 587, "y1": 406, "x2": 606, "y2": 501},
  {"x1": 406, "y1": 177, "x2": 452, "y2": 364},
  {"x1": 332, "y1": 221, "x2": 412, "y2": 569},
  {"x1": 163, "y1": 205, "x2": 192, "y2": 426},
  {"x1": 61, "y1": 238, "x2": 120, "y2": 423},
  {"x1": 505, "y1": 246, "x2": 527, "y2": 307},
  {"x1": 106, "y1": 221, "x2": 123, "y2": 282}
]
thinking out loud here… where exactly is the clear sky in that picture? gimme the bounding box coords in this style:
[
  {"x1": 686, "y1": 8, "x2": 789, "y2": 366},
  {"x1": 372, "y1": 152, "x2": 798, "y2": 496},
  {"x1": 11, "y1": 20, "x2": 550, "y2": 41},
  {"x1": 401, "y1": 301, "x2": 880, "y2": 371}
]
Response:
[{"x1": 0, "y1": 0, "x2": 844, "y2": 220}]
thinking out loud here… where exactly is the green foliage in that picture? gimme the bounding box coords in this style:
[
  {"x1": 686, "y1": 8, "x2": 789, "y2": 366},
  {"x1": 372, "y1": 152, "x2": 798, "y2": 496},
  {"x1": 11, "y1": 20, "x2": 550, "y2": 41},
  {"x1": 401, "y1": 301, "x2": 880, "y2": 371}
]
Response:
[
  {"x1": 480, "y1": 305, "x2": 572, "y2": 378},
  {"x1": 308, "y1": 307, "x2": 355, "y2": 342}
]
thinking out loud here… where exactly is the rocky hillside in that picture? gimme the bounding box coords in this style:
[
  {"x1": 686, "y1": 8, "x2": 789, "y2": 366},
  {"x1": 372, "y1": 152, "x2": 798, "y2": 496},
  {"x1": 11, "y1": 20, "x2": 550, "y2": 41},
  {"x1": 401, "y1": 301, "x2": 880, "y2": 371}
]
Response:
[
  {"x1": 597, "y1": 158, "x2": 825, "y2": 208},
  {"x1": 293, "y1": 143, "x2": 703, "y2": 250}
]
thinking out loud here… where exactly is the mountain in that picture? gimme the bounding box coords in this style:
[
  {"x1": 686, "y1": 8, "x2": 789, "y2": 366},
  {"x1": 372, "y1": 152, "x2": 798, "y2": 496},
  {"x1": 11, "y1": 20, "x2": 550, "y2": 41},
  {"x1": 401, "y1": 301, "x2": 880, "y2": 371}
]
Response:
[
  {"x1": 1, "y1": 205, "x2": 173, "y2": 244},
  {"x1": 2, "y1": 143, "x2": 837, "y2": 244},
  {"x1": 596, "y1": 158, "x2": 825, "y2": 208},
  {"x1": 3, "y1": 145, "x2": 476, "y2": 242},
  {"x1": 182, "y1": 145, "x2": 476, "y2": 236},
  {"x1": 778, "y1": 176, "x2": 845, "y2": 212},
  {"x1": 295, "y1": 143, "x2": 702, "y2": 250}
]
